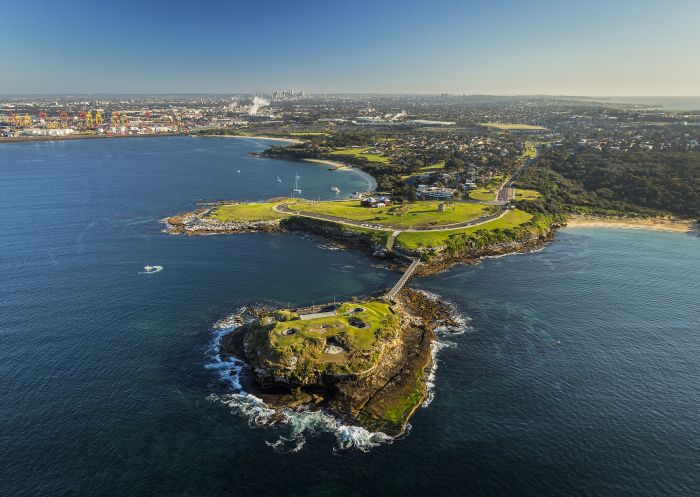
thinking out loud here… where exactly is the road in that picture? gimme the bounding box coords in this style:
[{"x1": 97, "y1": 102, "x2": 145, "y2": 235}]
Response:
[
  {"x1": 496, "y1": 146, "x2": 539, "y2": 203},
  {"x1": 273, "y1": 202, "x2": 509, "y2": 233},
  {"x1": 272, "y1": 146, "x2": 539, "y2": 251}
]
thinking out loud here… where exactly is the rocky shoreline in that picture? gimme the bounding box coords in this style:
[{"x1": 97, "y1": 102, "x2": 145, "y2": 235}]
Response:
[
  {"x1": 163, "y1": 207, "x2": 562, "y2": 275},
  {"x1": 412, "y1": 221, "x2": 562, "y2": 276},
  {"x1": 218, "y1": 289, "x2": 458, "y2": 435},
  {"x1": 163, "y1": 208, "x2": 285, "y2": 235}
]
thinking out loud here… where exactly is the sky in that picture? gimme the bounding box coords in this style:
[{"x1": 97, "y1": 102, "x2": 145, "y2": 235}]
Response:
[{"x1": 1, "y1": 0, "x2": 699, "y2": 95}]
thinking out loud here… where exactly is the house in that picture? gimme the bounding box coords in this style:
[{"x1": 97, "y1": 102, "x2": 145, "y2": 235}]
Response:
[
  {"x1": 416, "y1": 185, "x2": 457, "y2": 199},
  {"x1": 361, "y1": 196, "x2": 392, "y2": 208}
]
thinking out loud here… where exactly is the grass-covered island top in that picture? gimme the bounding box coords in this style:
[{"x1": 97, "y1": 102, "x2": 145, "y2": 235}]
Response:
[
  {"x1": 247, "y1": 301, "x2": 399, "y2": 381},
  {"x1": 220, "y1": 292, "x2": 454, "y2": 435}
]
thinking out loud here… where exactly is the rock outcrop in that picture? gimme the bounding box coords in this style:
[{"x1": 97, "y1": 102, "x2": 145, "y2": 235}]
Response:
[{"x1": 219, "y1": 290, "x2": 455, "y2": 435}]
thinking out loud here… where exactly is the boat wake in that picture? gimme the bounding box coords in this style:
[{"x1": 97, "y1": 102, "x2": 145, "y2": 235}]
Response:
[
  {"x1": 139, "y1": 265, "x2": 163, "y2": 274},
  {"x1": 204, "y1": 309, "x2": 395, "y2": 452}
]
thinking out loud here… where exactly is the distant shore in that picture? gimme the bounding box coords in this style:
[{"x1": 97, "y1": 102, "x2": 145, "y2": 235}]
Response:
[
  {"x1": 566, "y1": 215, "x2": 698, "y2": 233},
  {"x1": 0, "y1": 132, "x2": 181, "y2": 145},
  {"x1": 0, "y1": 132, "x2": 303, "y2": 146},
  {"x1": 208, "y1": 134, "x2": 302, "y2": 144}
]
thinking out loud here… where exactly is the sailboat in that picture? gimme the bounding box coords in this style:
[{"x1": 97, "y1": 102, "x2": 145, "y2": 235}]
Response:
[{"x1": 276, "y1": 175, "x2": 281, "y2": 183}]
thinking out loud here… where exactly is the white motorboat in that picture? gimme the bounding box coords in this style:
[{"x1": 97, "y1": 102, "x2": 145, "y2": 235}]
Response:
[{"x1": 140, "y1": 265, "x2": 163, "y2": 274}]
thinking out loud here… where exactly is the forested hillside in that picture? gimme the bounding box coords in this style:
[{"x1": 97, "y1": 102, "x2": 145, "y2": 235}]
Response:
[{"x1": 517, "y1": 148, "x2": 699, "y2": 218}]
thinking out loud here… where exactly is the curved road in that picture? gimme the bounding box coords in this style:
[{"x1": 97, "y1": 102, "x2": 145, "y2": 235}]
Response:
[
  {"x1": 272, "y1": 146, "x2": 539, "y2": 251},
  {"x1": 273, "y1": 202, "x2": 508, "y2": 233}
]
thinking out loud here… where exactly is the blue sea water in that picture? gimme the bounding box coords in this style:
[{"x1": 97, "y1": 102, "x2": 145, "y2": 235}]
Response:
[{"x1": 1, "y1": 137, "x2": 698, "y2": 496}]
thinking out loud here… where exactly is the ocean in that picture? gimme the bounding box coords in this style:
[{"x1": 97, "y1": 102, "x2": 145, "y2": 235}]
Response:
[{"x1": 1, "y1": 137, "x2": 698, "y2": 496}]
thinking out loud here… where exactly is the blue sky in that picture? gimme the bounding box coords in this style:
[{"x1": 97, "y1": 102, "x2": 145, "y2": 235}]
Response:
[{"x1": 1, "y1": 0, "x2": 699, "y2": 95}]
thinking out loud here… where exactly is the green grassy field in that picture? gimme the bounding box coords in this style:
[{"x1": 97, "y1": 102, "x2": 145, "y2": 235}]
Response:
[
  {"x1": 293, "y1": 200, "x2": 490, "y2": 228},
  {"x1": 480, "y1": 123, "x2": 548, "y2": 131},
  {"x1": 288, "y1": 131, "x2": 332, "y2": 136},
  {"x1": 400, "y1": 161, "x2": 446, "y2": 180},
  {"x1": 468, "y1": 187, "x2": 497, "y2": 202},
  {"x1": 270, "y1": 302, "x2": 398, "y2": 366},
  {"x1": 328, "y1": 147, "x2": 390, "y2": 164},
  {"x1": 513, "y1": 188, "x2": 541, "y2": 201},
  {"x1": 209, "y1": 202, "x2": 288, "y2": 221},
  {"x1": 395, "y1": 208, "x2": 534, "y2": 250},
  {"x1": 419, "y1": 161, "x2": 446, "y2": 172},
  {"x1": 523, "y1": 141, "x2": 538, "y2": 158}
]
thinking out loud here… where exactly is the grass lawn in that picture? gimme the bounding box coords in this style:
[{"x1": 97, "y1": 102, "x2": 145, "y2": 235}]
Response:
[
  {"x1": 468, "y1": 187, "x2": 497, "y2": 202},
  {"x1": 480, "y1": 123, "x2": 548, "y2": 131},
  {"x1": 270, "y1": 302, "x2": 398, "y2": 366},
  {"x1": 288, "y1": 131, "x2": 332, "y2": 136},
  {"x1": 209, "y1": 202, "x2": 288, "y2": 221},
  {"x1": 328, "y1": 147, "x2": 390, "y2": 164},
  {"x1": 523, "y1": 141, "x2": 538, "y2": 158},
  {"x1": 396, "y1": 209, "x2": 533, "y2": 250},
  {"x1": 513, "y1": 188, "x2": 541, "y2": 201},
  {"x1": 419, "y1": 161, "x2": 446, "y2": 172},
  {"x1": 400, "y1": 161, "x2": 446, "y2": 180},
  {"x1": 293, "y1": 200, "x2": 490, "y2": 228}
]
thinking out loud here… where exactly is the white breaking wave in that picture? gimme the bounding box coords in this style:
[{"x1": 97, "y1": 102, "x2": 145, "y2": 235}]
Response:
[
  {"x1": 414, "y1": 290, "x2": 472, "y2": 407},
  {"x1": 204, "y1": 308, "x2": 395, "y2": 452},
  {"x1": 204, "y1": 293, "x2": 470, "y2": 451},
  {"x1": 481, "y1": 244, "x2": 546, "y2": 261},
  {"x1": 211, "y1": 392, "x2": 394, "y2": 453}
]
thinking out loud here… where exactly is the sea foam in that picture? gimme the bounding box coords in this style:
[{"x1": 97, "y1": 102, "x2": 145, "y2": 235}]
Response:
[
  {"x1": 205, "y1": 295, "x2": 470, "y2": 451},
  {"x1": 205, "y1": 308, "x2": 395, "y2": 452}
]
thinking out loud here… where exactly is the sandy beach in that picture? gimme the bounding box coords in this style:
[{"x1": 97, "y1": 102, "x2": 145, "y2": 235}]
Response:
[
  {"x1": 566, "y1": 215, "x2": 698, "y2": 233},
  {"x1": 303, "y1": 158, "x2": 377, "y2": 191},
  {"x1": 302, "y1": 158, "x2": 352, "y2": 170}
]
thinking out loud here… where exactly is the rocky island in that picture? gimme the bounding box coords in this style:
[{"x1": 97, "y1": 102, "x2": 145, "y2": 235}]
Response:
[{"x1": 219, "y1": 289, "x2": 456, "y2": 435}]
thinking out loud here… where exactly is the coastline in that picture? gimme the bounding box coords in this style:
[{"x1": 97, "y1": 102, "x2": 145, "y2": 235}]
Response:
[
  {"x1": 303, "y1": 158, "x2": 378, "y2": 192},
  {"x1": 566, "y1": 215, "x2": 698, "y2": 233},
  {"x1": 216, "y1": 288, "x2": 455, "y2": 437},
  {"x1": 206, "y1": 134, "x2": 303, "y2": 144},
  {"x1": 0, "y1": 132, "x2": 182, "y2": 145},
  {"x1": 0, "y1": 132, "x2": 303, "y2": 146}
]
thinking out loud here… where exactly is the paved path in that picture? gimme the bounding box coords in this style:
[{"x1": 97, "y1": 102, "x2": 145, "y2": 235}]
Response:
[
  {"x1": 270, "y1": 146, "x2": 540, "y2": 254},
  {"x1": 386, "y1": 230, "x2": 401, "y2": 251},
  {"x1": 274, "y1": 202, "x2": 508, "y2": 233},
  {"x1": 386, "y1": 258, "x2": 421, "y2": 300}
]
